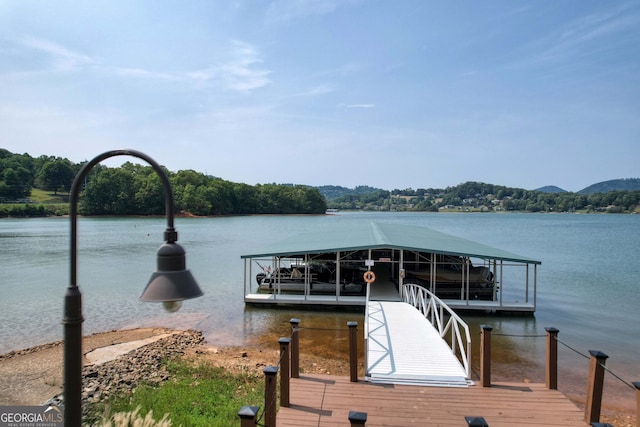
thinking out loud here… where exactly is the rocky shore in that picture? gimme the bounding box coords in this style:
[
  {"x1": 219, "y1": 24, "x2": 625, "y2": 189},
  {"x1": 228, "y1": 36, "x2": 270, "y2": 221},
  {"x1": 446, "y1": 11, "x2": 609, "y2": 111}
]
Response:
[{"x1": 43, "y1": 330, "x2": 204, "y2": 420}]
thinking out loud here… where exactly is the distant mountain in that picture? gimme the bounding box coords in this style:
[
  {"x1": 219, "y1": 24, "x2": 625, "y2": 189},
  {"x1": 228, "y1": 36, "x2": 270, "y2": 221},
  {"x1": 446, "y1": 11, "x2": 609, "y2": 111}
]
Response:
[
  {"x1": 577, "y1": 178, "x2": 640, "y2": 195},
  {"x1": 535, "y1": 185, "x2": 567, "y2": 193}
]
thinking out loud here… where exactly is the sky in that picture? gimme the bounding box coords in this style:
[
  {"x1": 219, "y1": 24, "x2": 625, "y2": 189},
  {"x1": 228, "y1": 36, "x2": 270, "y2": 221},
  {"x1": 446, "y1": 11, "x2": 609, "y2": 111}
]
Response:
[{"x1": 1, "y1": 1, "x2": 639, "y2": 192}]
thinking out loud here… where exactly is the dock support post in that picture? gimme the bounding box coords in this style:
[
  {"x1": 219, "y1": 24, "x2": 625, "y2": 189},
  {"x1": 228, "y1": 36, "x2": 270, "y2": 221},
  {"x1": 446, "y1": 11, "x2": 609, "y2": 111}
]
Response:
[
  {"x1": 480, "y1": 325, "x2": 492, "y2": 387},
  {"x1": 633, "y1": 382, "x2": 640, "y2": 427},
  {"x1": 348, "y1": 321, "x2": 359, "y2": 382},
  {"x1": 584, "y1": 350, "x2": 608, "y2": 424},
  {"x1": 279, "y1": 338, "x2": 291, "y2": 408},
  {"x1": 237, "y1": 406, "x2": 260, "y2": 427},
  {"x1": 348, "y1": 411, "x2": 367, "y2": 426},
  {"x1": 263, "y1": 366, "x2": 278, "y2": 427},
  {"x1": 465, "y1": 416, "x2": 489, "y2": 426},
  {"x1": 290, "y1": 318, "x2": 300, "y2": 378},
  {"x1": 545, "y1": 327, "x2": 559, "y2": 390}
]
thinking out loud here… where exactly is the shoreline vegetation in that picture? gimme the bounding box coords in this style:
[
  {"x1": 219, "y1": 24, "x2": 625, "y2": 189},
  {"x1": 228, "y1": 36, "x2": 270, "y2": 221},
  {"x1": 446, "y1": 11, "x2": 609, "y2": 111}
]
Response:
[
  {"x1": 2, "y1": 150, "x2": 640, "y2": 217},
  {"x1": 0, "y1": 328, "x2": 635, "y2": 427},
  {"x1": 2, "y1": 196, "x2": 639, "y2": 218}
]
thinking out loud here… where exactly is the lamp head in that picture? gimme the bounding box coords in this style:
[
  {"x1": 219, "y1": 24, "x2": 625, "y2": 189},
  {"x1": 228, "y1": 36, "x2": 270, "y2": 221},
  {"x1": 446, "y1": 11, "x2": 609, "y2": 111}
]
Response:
[
  {"x1": 162, "y1": 300, "x2": 183, "y2": 313},
  {"x1": 140, "y1": 241, "x2": 203, "y2": 311}
]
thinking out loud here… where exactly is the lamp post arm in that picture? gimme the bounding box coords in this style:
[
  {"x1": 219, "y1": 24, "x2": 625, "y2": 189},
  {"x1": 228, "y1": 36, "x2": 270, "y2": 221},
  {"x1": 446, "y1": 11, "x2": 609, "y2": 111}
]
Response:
[
  {"x1": 65, "y1": 149, "x2": 176, "y2": 427},
  {"x1": 69, "y1": 149, "x2": 177, "y2": 287}
]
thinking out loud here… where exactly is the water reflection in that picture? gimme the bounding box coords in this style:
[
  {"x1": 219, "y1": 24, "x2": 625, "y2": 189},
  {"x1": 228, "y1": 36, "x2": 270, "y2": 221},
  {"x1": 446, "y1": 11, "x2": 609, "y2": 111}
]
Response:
[{"x1": 240, "y1": 307, "x2": 365, "y2": 360}]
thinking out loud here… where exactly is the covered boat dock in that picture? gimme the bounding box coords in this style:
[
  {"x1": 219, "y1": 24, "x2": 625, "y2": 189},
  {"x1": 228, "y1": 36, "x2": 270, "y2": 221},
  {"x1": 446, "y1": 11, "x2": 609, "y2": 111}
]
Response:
[{"x1": 242, "y1": 222, "x2": 541, "y2": 313}]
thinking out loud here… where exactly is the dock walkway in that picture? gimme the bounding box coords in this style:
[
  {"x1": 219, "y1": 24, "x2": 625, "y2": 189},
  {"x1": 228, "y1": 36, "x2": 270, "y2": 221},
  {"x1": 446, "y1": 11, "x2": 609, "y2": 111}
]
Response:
[
  {"x1": 366, "y1": 300, "x2": 469, "y2": 387},
  {"x1": 277, "y1": 374, "x2": 587, "y2": 426}
]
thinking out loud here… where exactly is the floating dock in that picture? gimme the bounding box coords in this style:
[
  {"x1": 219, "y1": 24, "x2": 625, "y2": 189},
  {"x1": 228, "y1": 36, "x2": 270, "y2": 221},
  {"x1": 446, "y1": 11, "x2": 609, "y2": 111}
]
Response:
[{"x1": 243, "y1": 222, "x2": 540, "y2": 313}]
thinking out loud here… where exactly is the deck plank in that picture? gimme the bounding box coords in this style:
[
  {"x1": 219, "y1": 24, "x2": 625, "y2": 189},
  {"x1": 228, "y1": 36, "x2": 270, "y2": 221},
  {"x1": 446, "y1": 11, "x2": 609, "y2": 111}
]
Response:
[{"x1": 277, "y1": 375, "x2": 587, "y2": 426}]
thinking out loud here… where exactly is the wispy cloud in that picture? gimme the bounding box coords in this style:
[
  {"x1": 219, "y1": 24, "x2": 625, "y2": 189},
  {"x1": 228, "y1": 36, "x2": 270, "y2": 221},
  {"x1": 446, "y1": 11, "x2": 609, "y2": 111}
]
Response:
[
  {"x1": 219, "y1": 40, "x2": 271, "y2": 91},
  {"x1": 521, "y1": 3, "x2": 640, "y2": 67},
  {"x1": 111, "y1": 67, "x2": 180, "y2": 81},
  {"x1": 9, "y1": 36, "x2": 270, "y2": 93},
  {"x1": 292, "y1": 84, "x2": 335, "y2": 97},
  {"x1": 20, "y1": 36, "x2": 95, "y2": 71},
  {"x1": 345, "y1": 104, "x2": 375, "y2": 109},
  {"x1": 186, "y1": 40, "x2": 271, "y2": 92}
]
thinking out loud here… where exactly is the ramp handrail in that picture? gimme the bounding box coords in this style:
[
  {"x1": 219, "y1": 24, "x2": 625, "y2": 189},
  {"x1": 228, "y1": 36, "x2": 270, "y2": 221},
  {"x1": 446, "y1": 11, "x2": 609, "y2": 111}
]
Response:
[{"x1": 402, "y1": 283, "x2": 471, "y2": 379}]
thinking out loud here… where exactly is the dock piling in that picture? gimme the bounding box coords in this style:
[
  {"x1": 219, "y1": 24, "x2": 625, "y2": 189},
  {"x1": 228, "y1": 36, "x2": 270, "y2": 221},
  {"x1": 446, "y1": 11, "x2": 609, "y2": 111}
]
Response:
[
  {"x1": 465, "y1": 416, "x2": 489, "y2": 426},
  {"x1": 237, "y1": 405, "x2": 259, "y2": 427},
  {"x1": 545, "y1": 327, "x2": 559, "y2": 389},
  {"x1": 263, "y1": 366, "x2": 278, "y2": 427},
  {"x1": 480, "y1": 325, "x2": 492, "y2": 387},
  {"x1": 584, "y1": 350, "x2": 608, "y2": 424},
  {"x1": 279, "y1": 338, "x2": 291, "y2": 407},
  {"x1": 348, "y1": 321, "x2": 359, "y2": 382},
  {"x1": 290, "y1": 318, "x2": 300, "y2": 378},
  {"x1": 348, "y1": 410, "x2": 367, "y2": 426},
  {"x1": 634, "y1": 382, "x2": 640, "y2": 427}
]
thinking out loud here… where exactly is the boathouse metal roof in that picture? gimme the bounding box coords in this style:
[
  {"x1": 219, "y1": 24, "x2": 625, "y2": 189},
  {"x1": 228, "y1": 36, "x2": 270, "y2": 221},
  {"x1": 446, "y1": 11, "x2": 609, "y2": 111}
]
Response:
[{"x1": 241, "y1": 222, "x2": 541, "y2": 264}]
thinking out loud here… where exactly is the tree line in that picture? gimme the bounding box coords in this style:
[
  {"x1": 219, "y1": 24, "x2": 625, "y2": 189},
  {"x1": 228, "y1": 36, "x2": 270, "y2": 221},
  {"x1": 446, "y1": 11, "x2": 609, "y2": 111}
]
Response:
[
  {"x1": 3, "y1": 148, "x2": 638, "y2": 216},
  {"x1": 323, "y1": 181, "x2": 640, "y2": 213},
  {"x1": 0, "y1": 149, "x2": 326, "y2": 216}
]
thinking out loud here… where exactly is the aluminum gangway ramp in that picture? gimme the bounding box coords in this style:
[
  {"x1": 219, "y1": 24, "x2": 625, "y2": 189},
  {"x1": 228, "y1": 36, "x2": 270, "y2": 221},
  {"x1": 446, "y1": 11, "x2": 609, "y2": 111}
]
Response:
[{"x1": 366, "y1": 300, "x2": 470, "y2": 387}]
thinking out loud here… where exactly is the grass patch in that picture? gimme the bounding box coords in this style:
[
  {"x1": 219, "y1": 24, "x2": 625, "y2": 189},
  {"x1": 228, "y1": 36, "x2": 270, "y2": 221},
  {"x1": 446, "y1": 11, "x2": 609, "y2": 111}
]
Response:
[
  {"x1": 90, "y1": 358, "x2": 265, "y2": 427},
  {"x1": 29, "y1": 188, "x2": 68, "y2": 204},
  {"x1": 0, "y1": 189, "x2": 68, "y2": 217}
]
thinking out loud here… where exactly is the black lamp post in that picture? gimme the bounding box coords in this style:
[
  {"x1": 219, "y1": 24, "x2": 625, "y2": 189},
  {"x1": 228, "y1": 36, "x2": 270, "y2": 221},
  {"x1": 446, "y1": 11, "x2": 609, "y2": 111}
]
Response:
[{"x1": 63, "y1": 149, "x2": 203, "y2": 426}]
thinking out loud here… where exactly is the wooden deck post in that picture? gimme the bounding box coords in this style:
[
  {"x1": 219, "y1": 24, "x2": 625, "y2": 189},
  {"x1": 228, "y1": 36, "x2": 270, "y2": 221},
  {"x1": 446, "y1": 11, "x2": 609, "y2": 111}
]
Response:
[
  {"x1": 348, "y1": 410, "x2": 367, "y2": 426},
  {"x1": 465, "y1": 416, "x2": 489, "y2": 426},
  {"x1": 480, "y1": 325, "x2": 492, "y2": 387},
  {"x1": 584, "y1": 350, "x2": 609, "y2": 424},
  {"x1": 290, "y1": 318, "x2": 300, "y2": 378},
  {"x1": 237, "y1": 405, "x2": 260, "y2": 427},
  {"x1": 279, "y1": 337, "x2": 291, "y2": 408},
  {"x1": 545, "y1": 327, "x2": 559, "y2": 390},
  {"x1": 348, "y1": 321, "x2": 358, "y2": 382},
  {"x1": 634, "y1": 382, "x2": 640, "y2": 427},
  {"x1": 263, "y1": 366, "x2": 278, "y2": 427}
]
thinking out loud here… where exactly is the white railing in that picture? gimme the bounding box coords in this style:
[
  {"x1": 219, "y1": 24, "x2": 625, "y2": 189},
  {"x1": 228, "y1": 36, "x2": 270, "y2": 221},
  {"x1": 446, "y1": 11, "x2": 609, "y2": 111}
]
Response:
[{"x1": 402, "y1": 283, "x2": 472, "y2": 379}]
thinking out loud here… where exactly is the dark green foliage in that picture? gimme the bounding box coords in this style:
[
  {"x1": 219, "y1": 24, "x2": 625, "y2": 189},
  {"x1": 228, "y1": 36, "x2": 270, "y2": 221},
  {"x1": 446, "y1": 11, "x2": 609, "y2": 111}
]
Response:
[
  {"x1": 317, "y1": 185, "x2": 385, "y2": 200},
  {"x1": 0, "y1": 204, "x2": 50, "y2": 217},
  {"x1": 35, "y1": 158, "x2": 76, "y2": 194},
  {"x1": 0, "y1": 150, "x2": 35, "y2": 200}
]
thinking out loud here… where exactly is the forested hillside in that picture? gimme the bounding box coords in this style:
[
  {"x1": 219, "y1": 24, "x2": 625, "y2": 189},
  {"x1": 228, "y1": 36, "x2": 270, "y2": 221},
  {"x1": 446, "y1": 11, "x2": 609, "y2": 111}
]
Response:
[
  {"x1": 0, "y1": 149, "x2": 326, "y2": 217},
  {"x1": 2, "y1": 148, "x2": 639, "y2": 216},
  {"x1": 320, "y1": 181, "x2": 640, "y2": 213},
  {"x1": 578, "y1": 178, "x2": 640, "y2": 195}
]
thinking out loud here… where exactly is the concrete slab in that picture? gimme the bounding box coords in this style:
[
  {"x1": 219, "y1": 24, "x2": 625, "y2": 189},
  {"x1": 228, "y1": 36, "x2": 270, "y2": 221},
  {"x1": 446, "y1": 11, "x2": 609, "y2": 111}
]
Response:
[{"x1": 85, "y1": 333, "x2": 174, "y2": 365}]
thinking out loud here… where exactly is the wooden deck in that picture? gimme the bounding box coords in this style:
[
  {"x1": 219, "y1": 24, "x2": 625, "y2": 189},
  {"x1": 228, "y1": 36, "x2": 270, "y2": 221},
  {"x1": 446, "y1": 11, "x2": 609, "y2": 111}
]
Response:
[{"x1": 277, "y1": 374, "x2": 587, "y2": 426}]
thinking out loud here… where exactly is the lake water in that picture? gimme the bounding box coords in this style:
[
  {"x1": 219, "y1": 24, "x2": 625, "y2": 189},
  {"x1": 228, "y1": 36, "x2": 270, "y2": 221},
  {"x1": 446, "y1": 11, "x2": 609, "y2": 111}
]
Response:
[{"x1": 1, "y1": 212, "x2": 638, "y2": 412}]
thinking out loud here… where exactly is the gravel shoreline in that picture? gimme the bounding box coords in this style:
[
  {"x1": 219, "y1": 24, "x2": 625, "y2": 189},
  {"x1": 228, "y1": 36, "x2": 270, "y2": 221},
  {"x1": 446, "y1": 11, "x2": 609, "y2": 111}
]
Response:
[{"x1": 44, "y1": 330, "x2": 205, "y2": 420}]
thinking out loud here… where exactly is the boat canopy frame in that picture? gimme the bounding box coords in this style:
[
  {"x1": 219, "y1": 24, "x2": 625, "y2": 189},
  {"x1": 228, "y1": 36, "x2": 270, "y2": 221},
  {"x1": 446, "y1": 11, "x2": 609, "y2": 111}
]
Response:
[{"x1": 242, "y1": 222, "x2": 541, "y2": 312}]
